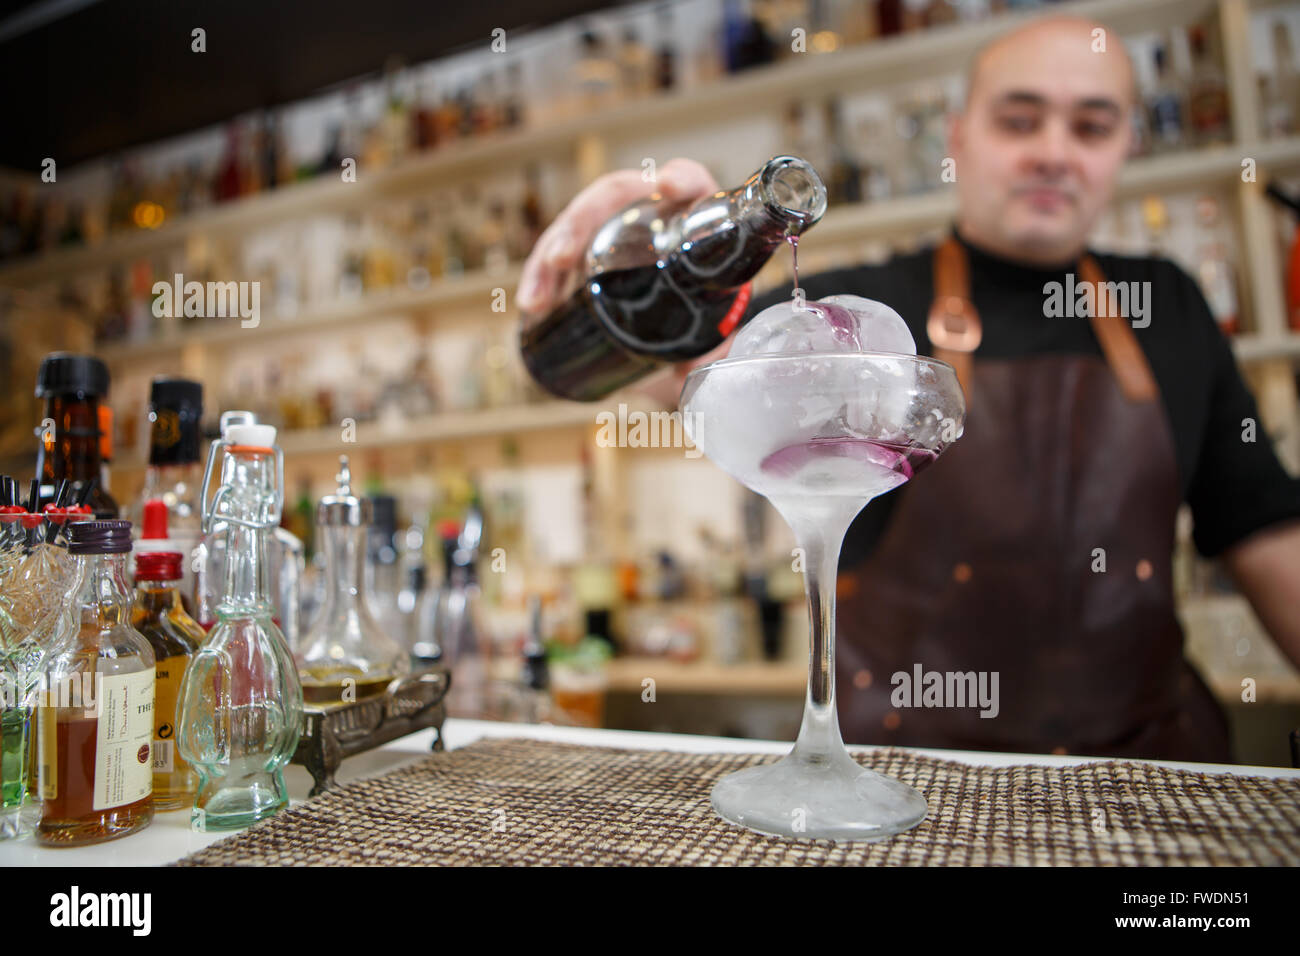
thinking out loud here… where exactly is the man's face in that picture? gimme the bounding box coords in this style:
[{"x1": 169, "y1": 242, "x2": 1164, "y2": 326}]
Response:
[{"x1": 951, "y1": 23, "x2": 1134, "y2": 261}]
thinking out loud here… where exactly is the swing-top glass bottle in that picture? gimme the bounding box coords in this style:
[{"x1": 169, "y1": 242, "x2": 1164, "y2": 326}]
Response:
[{"x1": 176, "y1": 423, "x2": 303, "y2": 830}]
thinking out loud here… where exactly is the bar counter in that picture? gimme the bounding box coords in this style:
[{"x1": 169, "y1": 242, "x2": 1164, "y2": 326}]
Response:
[{"x1": 3, "y1": 719, "x2": 1297, "y2": 867}]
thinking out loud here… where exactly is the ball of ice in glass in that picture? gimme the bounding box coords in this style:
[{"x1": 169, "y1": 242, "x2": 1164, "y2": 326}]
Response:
[{"x1": 729, "y1": 294, "x2": 917, "y2": 358}]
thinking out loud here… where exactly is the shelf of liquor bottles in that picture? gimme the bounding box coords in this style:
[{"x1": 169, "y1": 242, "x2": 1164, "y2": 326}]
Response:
[
  {"x1": 111, "y1": 400, "x2": 606, "y2": 473},
  {"x1": 0, "y1": 0, "x2": 1285, "y2": 291},
  {"x1": 67, "y1": 137, "x2": 1300, "y2": 369}
]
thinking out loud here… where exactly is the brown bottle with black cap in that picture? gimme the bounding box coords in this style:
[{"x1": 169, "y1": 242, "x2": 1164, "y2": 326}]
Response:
[{"x1": 35, "y1": 353, "x2": 119, "y2": 519}]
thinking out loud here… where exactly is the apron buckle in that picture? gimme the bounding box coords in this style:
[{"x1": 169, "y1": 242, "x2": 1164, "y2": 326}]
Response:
[{"x1": 927, "y1": 296, "x2": 983, "y2": 352}]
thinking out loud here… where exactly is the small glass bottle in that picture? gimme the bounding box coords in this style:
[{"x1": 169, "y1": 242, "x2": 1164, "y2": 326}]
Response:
[
  {"x1": 296, "y1": 457, "x2": 408, "y2": 704},
  {"x1": 177, "y1": 424, "x2": 302, "y2": 830},
  {"x1": 36, "y1": 520, "x2": 154, "y2": 846},
  {"x1": 130, "y1": 526, "x2": 203, "y2": 810}
]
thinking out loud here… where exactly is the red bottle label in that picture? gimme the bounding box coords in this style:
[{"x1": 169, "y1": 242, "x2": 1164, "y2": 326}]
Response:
[{"x1": 716, "y1": 282, "x2": 754, "y2": 339}]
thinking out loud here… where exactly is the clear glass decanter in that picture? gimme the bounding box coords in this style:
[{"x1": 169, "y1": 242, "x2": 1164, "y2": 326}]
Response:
[
  {"x1": 295, "y1": 457, "x2": 408, "y2": 705},
  {"x1": 176, "y1": 423, "x2": 303, "y2": 830}
]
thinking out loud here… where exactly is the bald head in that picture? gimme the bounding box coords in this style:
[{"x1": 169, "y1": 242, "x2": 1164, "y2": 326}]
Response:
[
  {"x1": 948, "y1": 14, "x2": 1136, "y2": 265},
  {"x1": 965, "y1": 15, "x2": 1137, "y2": 113}
]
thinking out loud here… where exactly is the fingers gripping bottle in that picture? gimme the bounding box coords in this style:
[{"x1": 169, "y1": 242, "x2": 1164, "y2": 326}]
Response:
[
  {"x1": 519, "y1": 155, "x2": 827, "y2": 402},
  {"x1": 176, "y1": 424, "x2": 303, "y2": 830}
]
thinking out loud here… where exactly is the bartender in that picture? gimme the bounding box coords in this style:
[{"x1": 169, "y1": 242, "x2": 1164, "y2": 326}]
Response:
[{"x1": 517, "y1": 15, "x2": 1300, "y2": 763}]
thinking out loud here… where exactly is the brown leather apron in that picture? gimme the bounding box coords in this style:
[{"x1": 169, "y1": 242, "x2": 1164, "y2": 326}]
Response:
[{"x1": 835, "y1": 237, "x2": 1233, "y2": 763}]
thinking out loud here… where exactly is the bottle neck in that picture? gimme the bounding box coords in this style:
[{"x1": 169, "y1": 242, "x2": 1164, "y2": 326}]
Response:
[
  {"x1": 670, "y1": 159, "x2": 823, "y2": 291},
  {"x1": 221, "y1": 521, "x2": 271, "y2": 614},
  {"x1": 76, "y1": 551, "x2": 133, "y2": 628},
  {"x1": 43, "y1": 395, "x2": 103, "y2": 484},
  {"x1": 135, "y1": 579, "x2": 184, "y2": 616},
  {"x1": 320, "y1": 522, "x2": 368, "y2": 615},
  {"x1": 147, "y1": 406, "x2": 203, "y2": 467},
  {"x1": 216, "y1": 450, "x2": 279, "y2": 616}
]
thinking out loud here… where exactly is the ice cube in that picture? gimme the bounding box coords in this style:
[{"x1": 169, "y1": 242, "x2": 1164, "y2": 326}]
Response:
[{"x1": 730, "y1": 294, "x2": 916, "y2": 359}]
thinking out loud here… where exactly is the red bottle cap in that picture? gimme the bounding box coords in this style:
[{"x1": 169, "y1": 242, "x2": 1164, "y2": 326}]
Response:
[
  {"x1": 135, "y1": 550, "x2": 183, "y2": 582},
  {"x1": 141, "y1": 499, "x2": 169, "y2": 539}
]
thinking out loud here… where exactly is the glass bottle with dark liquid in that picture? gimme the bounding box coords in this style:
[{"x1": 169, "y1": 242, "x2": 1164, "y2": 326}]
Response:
[{"x1": 519, "y1": 155, "x2": 827, "y2": 401}]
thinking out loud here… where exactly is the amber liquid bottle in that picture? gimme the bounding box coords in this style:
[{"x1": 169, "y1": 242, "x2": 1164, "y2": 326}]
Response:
[
  {"x1": 131, "y1": 547, "x2": 202, "y2": 810},
  {"x1": 37, "y1": 520, "x2": 154, "y2": 846},
  {"x1": 35, "y1": 353, "x2": 119, "y2": 519}
]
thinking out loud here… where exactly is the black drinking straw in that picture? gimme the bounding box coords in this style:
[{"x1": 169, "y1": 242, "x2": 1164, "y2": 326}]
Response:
[
  {"x1": 27, "y1": 479, "x2": 39, "y2": 513},
  {"x1": 74, "y1": 477, "x2": 97, "y2": 507},
  {"x1": 53, "y1": 479, "x2": 70, "y2": 508},
  {"x1": 0, "y1": 476, "x2": 11, "y2": 506}
]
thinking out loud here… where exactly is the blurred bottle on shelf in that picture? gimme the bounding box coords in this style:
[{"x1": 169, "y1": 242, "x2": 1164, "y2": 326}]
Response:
[
  {"x1": 432, "y1": 504, "x2": 489, "y2": 717},
  {"x1": 824, "y1": 97, "x2": 863, "y2": 204},
  {"x1": 36, "y1": 353, "x2": 118, "y2": 519},
  {"x1": 126, "y1": 378, "x2": 205, "y2": 604},
  {"x1": 619, "y1": 25, "x2": 654, "y2": 98},
  {"x1": 503, "y1": 62, "x2": 526, "y2": 128},
  {"x1": 516, "y1": 595, "x2": 551, "y2": 723},
  {"x1": 97, "y1": 404, "x2": 114, "y2": 504},
  {"x1": 654, "y1": 2, "x2": 677, "y2": 91},
  {"x1": 574, "y1": 28, "x2": 620, "y2": 112},
  {"x1": 1268, "y1": 20, "x2": 1299, "y2": 138},
  {"x1": 1187, "y1": 25, "x2": 1230, "y2": 147},
  {"x1": 1147, "y1": 41, "x2": 1186, "y2": 153},
  {"x1": 723, "y1": 0, "x2": 776, "y2": 73},
  {"x1": 1194, "y1": 195, "x2": 1240, "y2": 336},
  {"x1": 1141, "y1": 194, "x2": 1171, "y2": 258},
  {"x1": 853, "y1": 113, "x2": 895, "y2": 201},
  {"x1": 893, "y1": 86, "x2": 948, "y2": 194},
  {"x1": 395, "y1": 523, "x2": 427, "y2": 648},
  {"x1": 381, "y1": 56, "x2": 413, "y2": 167},
  {"x1": 414, "y1": 74, "x2": 440, "y2": 150},
  {"x1": 366, "y1": 493, "x2": 407, "y2": 647},
  {"x1": 214, "y1": 123, "x2": 245, "y2": 202},
  {"x1": 517, "y1": 163, "x2": 547, "y2": 259}
]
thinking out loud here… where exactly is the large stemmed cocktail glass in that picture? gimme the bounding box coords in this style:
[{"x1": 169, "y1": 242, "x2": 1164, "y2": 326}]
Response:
[{"x1": 681, "y1": 350, "x2": 965, "y2": 841}]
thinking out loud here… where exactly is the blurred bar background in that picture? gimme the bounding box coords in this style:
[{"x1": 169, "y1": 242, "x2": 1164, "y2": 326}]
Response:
[{"x1": 2, "y1": 0, "x2": 1299, "y2": 761}]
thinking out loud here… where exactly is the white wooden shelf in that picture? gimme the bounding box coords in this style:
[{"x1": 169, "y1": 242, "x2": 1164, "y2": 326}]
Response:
[
  {"x1": 113, "y1": 400, "x2": 600, "y2": 471},
  {"x1": 81, "y1": 138, "x2": 1300, "y2": 366},
  {"x1": 95, "y1": 264, "x2": 522, "y2": 361}
]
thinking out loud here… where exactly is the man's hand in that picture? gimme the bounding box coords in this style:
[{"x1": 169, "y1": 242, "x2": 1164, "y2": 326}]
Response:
[
  {"x1": 517, "y1": 159, "x2": 727, "y2": 408},
  {"x1": 517, "y1": 158, "x2": 720, "y2": 318},
  {"x1": 1222, "y1": 518, "x2": 1300, "y2": 671}
]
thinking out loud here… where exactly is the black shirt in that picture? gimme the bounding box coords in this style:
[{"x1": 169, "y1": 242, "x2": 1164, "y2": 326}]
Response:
[{"x1": 745, "y1": 228, "x2": 1300, "y2": 566}]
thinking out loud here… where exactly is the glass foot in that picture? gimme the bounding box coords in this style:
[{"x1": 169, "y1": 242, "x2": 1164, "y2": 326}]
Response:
[{"x1": 711, "y1": 748, "x2": 926, "y2": 842}]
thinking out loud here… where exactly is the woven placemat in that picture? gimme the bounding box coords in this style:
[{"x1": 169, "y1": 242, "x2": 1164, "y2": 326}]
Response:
[{"x1": 173, "y1": 737, "x2": 1300, "y2": 866}]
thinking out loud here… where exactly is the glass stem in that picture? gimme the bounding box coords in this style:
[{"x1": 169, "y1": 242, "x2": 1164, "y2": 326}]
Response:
[{"x1": 783, "y1": 503, "x2": 857, "y2": 765}]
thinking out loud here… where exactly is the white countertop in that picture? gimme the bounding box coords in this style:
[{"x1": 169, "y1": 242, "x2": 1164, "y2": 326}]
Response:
[{"x1": 4, "y1": 718, "x2": 1296, "y2": 867}]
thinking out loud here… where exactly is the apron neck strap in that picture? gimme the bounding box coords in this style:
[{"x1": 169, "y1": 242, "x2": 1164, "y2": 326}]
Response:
[{"x1": 928, "y1": 236, "x2": 1158, "y2": 405}]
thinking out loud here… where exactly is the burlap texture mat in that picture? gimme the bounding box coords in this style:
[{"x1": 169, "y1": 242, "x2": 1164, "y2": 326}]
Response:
[{"x1": 172, "y1": 736, "x2": 1300, "y2": 866}]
